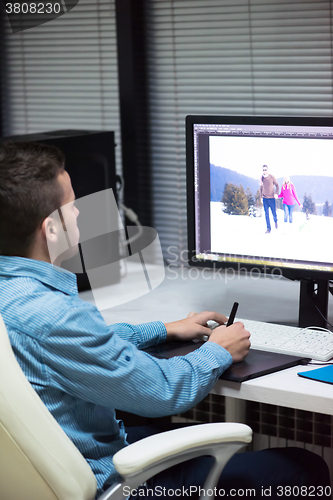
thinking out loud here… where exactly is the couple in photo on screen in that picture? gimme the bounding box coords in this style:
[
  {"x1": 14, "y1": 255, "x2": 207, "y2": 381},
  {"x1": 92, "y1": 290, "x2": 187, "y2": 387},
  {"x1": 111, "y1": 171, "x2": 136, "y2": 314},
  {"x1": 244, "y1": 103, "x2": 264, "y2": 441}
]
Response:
[{"x1": 260, "y1": 165, "x2": 302, "y2": 234}]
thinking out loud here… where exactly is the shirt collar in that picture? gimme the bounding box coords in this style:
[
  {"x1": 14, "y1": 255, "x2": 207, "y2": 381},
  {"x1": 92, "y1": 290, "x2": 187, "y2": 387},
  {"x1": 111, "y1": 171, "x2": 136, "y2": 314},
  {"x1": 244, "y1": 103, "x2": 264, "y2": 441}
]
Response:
[{"x1": 0, "y1": 256, "x2": 78, "y2": 296}]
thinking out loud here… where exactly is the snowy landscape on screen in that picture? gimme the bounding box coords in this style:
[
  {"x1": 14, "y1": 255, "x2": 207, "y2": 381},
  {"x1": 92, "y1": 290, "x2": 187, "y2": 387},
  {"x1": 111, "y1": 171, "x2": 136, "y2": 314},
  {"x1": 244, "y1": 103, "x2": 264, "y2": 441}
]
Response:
[{"x1": 210, "y1": 201, "x2": 333, "y2": 265}]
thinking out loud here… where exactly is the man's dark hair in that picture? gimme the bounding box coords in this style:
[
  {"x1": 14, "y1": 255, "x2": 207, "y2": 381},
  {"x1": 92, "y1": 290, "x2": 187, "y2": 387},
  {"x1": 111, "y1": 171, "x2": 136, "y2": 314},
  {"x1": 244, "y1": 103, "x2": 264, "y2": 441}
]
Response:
[{"x1": 0, "y1": 141, "x2": 65, "y2": 256}]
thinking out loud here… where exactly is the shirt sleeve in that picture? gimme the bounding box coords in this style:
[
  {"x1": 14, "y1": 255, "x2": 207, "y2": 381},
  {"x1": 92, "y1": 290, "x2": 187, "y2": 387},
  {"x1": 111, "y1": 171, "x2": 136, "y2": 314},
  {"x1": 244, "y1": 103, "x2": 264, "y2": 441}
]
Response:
[
  {"x1": 292, "y1": 186, "x2": 301, "y2": 206},
  {"x1": 40, "y1": 300, "x2": 233, "y2": 418},
  {"x1": 273, "y1": 176, "x2": 279, "y2": 194},
  {"x1": 107, "y1": 321, "x2": 167, "y2": 348}
]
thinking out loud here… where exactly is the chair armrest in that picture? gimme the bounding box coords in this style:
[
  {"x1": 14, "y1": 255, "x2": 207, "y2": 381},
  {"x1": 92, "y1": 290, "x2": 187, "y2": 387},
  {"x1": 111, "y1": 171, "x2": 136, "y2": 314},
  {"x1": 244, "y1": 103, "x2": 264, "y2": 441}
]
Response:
[
  {"x1": 99, "y1": 423, "x2": 252, "y2": 500},
  {"x1": 114, "y1": 422, "x2": 252, "y2": 476}
]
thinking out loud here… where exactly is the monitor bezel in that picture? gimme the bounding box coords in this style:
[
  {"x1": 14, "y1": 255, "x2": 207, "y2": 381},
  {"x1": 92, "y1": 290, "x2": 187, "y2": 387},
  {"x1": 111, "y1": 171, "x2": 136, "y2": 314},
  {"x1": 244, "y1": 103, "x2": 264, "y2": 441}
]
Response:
[{"x1": 186, "y1": 114, "x2": 333, "y2": 282}]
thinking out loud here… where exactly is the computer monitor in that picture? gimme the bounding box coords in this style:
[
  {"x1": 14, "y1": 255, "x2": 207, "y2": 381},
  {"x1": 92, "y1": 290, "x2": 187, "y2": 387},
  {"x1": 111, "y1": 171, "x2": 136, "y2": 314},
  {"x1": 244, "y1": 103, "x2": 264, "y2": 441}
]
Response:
[{"x1": 186, "y1": 115, "x2": 333, "y2": 328}]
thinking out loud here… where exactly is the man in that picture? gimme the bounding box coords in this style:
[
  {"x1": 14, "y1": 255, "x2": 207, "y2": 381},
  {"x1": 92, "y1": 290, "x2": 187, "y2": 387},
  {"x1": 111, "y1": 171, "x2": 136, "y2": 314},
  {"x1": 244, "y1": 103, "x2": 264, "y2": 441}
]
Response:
[
  {"x1": 0, "y1": 142, "x2": 329, "y2": 499},
  {"x1": 260, "y1": 165, "x2": 279, "y2": 233}
]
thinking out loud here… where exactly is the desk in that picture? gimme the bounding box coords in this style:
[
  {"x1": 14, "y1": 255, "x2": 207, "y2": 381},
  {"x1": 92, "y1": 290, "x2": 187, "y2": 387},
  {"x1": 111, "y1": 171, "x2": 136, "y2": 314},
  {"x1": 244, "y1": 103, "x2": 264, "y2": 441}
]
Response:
[
  {"x1": 80, "y1": 264, "x2": 333, "y2": 419},
  {"x1": 214, "y1": 364, "x2": 333, "y2": 422}
]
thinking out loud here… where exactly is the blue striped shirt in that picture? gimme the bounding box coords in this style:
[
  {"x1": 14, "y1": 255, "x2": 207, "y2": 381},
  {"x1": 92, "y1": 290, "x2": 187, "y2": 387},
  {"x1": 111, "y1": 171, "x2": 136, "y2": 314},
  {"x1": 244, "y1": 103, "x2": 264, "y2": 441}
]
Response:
[{"x1": 0, "y1": 256, "x2": 233, "y2": 496}]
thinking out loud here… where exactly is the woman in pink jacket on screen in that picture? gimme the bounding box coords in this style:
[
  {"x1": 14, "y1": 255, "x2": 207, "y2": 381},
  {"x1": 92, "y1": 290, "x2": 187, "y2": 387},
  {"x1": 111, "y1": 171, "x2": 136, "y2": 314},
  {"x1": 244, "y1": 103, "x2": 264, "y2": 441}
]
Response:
[{"x1": 278, "y1": 176, "x2": 303, "y2": 224}]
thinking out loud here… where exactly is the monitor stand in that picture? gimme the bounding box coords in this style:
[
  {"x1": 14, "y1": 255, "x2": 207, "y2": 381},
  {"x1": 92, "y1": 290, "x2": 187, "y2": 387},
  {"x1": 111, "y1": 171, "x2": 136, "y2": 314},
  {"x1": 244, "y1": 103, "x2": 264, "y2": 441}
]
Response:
[{"x1": 298, "y1": 279, "x2": 329, "y2": 328}]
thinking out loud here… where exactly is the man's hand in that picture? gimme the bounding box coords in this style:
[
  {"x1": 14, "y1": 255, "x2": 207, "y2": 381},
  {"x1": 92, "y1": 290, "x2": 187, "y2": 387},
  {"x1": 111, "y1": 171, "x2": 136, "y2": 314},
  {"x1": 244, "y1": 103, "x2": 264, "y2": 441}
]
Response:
[
  {"x1": 164, "y1": 311, "x2": 227, "y2": 342},
  {"x1": 208, "y1": 322, "x2": 251, "y2": 363},
  {"x1": 274, "y1": 193, "x2": 278, "y2": 199}
]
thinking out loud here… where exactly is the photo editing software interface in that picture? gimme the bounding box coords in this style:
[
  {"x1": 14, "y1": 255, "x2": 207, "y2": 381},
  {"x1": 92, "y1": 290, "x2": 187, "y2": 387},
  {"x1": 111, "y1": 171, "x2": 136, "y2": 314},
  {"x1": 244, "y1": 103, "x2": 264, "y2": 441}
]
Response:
[{"x1": 190, "y1": 118, "x2": 333, "y2": 276}]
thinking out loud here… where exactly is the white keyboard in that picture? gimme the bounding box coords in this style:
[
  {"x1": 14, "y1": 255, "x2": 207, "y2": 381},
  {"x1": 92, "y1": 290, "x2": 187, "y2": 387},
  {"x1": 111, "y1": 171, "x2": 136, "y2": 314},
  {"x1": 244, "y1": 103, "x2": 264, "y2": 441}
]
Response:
[{"x1": 239, "y1": 319, "x2": 333, "y2": 362}]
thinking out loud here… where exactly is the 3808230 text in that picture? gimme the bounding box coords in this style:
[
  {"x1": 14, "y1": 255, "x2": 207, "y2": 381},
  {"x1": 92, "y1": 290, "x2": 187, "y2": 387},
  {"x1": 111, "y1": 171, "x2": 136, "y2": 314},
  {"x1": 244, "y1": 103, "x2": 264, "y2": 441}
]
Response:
[{"x1": 5, "y1": 2, "x2": 62, "y2": 14}]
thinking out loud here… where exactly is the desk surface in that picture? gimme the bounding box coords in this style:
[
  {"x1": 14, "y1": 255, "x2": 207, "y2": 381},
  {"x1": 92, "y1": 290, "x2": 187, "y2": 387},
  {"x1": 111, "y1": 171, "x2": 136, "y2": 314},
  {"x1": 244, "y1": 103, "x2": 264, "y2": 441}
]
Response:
[
  {"x1": 80, "y1": 264, "x2": 333, "y2": 416},
  {"x1": 213, "y1": 364, "x2": 332, "y2": 416}
]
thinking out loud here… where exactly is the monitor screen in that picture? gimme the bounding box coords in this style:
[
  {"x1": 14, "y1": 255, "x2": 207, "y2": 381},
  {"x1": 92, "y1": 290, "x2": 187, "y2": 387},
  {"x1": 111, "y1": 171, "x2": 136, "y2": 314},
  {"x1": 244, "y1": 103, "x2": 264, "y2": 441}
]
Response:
[{"x1": 186, "y1": 115, "x2": 333, "y2": 281}]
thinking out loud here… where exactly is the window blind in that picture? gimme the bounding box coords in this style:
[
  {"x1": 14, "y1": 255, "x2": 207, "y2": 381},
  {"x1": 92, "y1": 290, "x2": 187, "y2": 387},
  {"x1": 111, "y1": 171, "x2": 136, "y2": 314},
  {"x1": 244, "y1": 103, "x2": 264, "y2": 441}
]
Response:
[
  {"x1": 145, "y1": 0, "x2": 333, "y2": 261},
  {"x1": 2, "y1": 0, "x2": 122, "y2": 173}
]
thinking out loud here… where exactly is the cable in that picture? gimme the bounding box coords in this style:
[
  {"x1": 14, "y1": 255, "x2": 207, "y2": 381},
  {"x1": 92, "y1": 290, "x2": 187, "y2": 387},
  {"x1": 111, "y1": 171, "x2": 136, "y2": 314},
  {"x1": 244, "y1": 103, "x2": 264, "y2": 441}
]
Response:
[
  {"x1": 310, "y1": 302, "x2": 333, "y2": 329},
  {"x1": 301, "y1": 278, "x2": 333, "y2": 329},
  {"x1": 115, "y1": 174, "x2": 123, "y2": 194},
  {"x1": 119, "y1": 202, "x2": 143, "y2": 245},
  {"x1": 329, "y1": 280, "x2": 333, "y2": 296},
  {"x1": 308, "y1": 362, "x2": 333, "y2": 366},
  {"x1": 303, "y1": 325, "x2": 333, "y2": 334},
  {"x1": 115, "y1": 176, "x2": 143, "y2": 246}
]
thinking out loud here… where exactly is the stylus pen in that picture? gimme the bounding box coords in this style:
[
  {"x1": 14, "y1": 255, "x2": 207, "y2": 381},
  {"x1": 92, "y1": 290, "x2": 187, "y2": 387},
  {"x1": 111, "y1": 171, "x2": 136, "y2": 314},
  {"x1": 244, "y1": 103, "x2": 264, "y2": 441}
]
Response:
[{"x1": 226, "y1": 302, "x2": 239, "y2": 327}]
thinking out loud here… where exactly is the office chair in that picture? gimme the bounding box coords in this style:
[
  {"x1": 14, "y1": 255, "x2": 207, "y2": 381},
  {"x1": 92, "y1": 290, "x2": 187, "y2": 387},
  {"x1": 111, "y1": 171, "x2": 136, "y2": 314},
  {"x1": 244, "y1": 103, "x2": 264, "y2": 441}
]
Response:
[{"x1": 0, "y1": 314, "x2": 252, "y2": 500}]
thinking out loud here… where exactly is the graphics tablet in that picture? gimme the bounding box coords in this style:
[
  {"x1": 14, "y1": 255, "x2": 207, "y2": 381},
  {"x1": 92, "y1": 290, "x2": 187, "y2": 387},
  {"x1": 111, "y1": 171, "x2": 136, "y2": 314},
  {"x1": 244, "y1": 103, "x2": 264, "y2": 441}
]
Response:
[{"x1": 144, "y1": 341, "x2": 310, "y2": 382}]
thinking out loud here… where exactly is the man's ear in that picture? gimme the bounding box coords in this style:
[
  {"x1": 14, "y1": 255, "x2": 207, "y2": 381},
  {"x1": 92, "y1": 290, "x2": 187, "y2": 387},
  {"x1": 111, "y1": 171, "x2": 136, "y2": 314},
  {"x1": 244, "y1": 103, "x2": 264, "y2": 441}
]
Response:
[{"x1": 42, "y1": 217, "x2": 58, "y2": 243}]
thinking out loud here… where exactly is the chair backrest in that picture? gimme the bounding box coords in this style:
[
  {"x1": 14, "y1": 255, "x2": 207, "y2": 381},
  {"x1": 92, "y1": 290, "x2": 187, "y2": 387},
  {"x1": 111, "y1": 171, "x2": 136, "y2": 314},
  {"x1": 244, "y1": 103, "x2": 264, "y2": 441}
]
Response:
[{"x1": 0, "y1": 314, "x2": 97, "y2": 500}]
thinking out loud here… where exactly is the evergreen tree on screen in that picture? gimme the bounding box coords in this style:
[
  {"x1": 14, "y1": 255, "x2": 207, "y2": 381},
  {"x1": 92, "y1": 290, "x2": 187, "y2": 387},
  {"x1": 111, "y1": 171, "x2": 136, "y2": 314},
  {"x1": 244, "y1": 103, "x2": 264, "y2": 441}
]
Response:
[
  {"x1": 323, "y1": 200, "x2": 332, "y2": 217},
  {"x1": 222, "y1": 183, "x2": 248, "y2": 215},
  {"x1": 255, "y1": 189, "x2": 263, "y2": 208},
  {"x1": 246, "y1": 188, "x2": 256, "y2": 217},
  {"x1": 302, "y1": 193, "x2": 317, "y2": 218}
]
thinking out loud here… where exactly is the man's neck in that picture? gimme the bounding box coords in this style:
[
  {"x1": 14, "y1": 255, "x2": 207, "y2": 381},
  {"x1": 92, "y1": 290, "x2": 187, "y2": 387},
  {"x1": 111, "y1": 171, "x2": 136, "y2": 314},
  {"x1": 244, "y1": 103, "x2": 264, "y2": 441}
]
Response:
[{"x1": 25, "y1": 232, "x2": 52, "y2": 264}]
